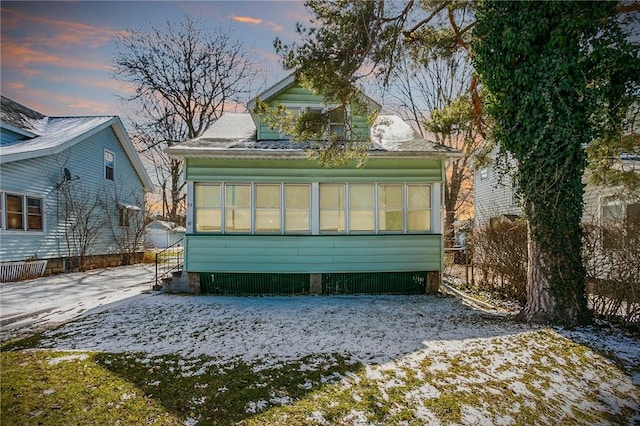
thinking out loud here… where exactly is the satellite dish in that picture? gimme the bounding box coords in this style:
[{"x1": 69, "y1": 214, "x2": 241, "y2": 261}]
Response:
[{"x1": 64, "y1": 168, "x2": 72, "y2": 181}]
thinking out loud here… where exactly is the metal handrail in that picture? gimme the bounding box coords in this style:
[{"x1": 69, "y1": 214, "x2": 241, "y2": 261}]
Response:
[{"x1": 155, "y1": 238, "x2": 184, "y2": 288}]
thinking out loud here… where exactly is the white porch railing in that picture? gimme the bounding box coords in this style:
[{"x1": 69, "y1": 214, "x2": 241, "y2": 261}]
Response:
[{"x1": 0, "y1": 260, "x2": 48, "y2": 282}]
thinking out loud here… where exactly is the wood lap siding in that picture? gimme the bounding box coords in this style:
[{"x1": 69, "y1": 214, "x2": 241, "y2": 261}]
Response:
[{"x1": 185, "y1": 234, "x2": 442, "y2": 274}]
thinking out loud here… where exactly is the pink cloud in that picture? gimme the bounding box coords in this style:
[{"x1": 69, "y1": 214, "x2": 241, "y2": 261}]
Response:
[
  {"x1": 233, "y1": 15, "x2": 263, "y2": 25},
  {"x1": 2, "y1": 7, "x2": 115, "y2": 49}
]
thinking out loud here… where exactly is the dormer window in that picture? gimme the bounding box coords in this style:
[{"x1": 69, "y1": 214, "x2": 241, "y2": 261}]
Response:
[{"x1": 329, "y1": 107, "x2": 346, "y2": 140}]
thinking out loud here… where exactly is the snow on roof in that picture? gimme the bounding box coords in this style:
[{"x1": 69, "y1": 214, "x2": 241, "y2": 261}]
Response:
[
  {"x1": 0, "y1": 96, "x2": 153, "y2": 191},
  {"x1": 167, "y1": 113, "x2": 461, "y2": 159},
  {"x1": 1, "y1": 116, "x2": 115, "y2": 159}
]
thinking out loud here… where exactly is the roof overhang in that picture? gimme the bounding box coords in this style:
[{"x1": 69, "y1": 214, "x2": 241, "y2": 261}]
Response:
[{"x1": 166, "y1": 147, "x2": 462, "y2": 161}]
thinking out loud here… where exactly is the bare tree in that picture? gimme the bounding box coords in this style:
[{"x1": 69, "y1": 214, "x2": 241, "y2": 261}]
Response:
[
  {"x1": 101, "y1": 187, "x2": 148, "y2": 266},
  {"x1": 113, "y1": 15, "x2": 263, "y2": 223},
  {"x1": 54, "y1": 161, "x2": 108, "y2": 271},
  {"x1": 386, "y1": 54, "x2": 482, "y2": 247}
]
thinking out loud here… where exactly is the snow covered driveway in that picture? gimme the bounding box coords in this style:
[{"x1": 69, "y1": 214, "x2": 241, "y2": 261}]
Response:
[{"x1": 0, "y1": 264, "x2": 154, "y2": 341}]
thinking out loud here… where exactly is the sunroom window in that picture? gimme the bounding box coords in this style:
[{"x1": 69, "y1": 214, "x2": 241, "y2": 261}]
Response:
[
  {"x1": 284, "y1": 184, "x2": 310, "y2": 233},
  {"x1": 225, "y1": 184, "x2": 251, "y2": 232},
  {"x1": 378, "y1": 184, "x2": 403, "y2": 232},
  {"x1": 255, "y1": 184, "x2": 281, "y2": 233},
  {"x1": 320, "y1": 184, "x2": 346, "y2": 233},
  {"x1": 349, "y1": 184, "x2": 375, "y2": 232},
  {"x1": 196, "y1": 184, "x2": 222, "y2": 232},
  {"x1": 407, "y1": 185, "x2": 431, "y2": 232},
  {"x1": 192, "y1": 182, "x2": 434, "y2": 235}
]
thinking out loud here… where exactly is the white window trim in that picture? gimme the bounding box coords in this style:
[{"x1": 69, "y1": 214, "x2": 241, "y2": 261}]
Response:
[
  {"x1": 0, "y1": 191, "x2": 45, "y2": 233},
  {"x1": 192, "y1": 182, "x2": 437, "y2": 236},
  {"x1": 104, "y1": 149, "x2": 115, "y2": 181}
]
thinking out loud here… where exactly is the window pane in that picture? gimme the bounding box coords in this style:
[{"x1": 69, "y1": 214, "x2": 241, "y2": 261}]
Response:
[
  {"x1": 320, "y1": 184, "x2": 345, "y2": 232},
  {"x1": 378, "y1": 185, "x2": 403, "y2": 231},
  {"x1": 196, "y1": 184, "x2": 221, "y2": 232},
  {"x1": 255, "y1": 210, "x2": 281, "y2": 232},
  {"x1": 408, "y1": 185, "x2": 431, "y2": 232},
  {"x1": 349, "y1": 184, "x2": 374, "y2": 231},
  {"x1": 320, "y1": 210, "x2": 346, "y2": 232},
  {"x1": 320, "y1": 184, "x2": 345, "y2": 209},
  {"x1": 349, "y1": 184, "x2": 374, "y2": 208},
  {"x1": 196, "y1": 184, "x2": 221, "y2": 208},
  {"x1": 602, "y1": 204, "x2": 623, "y2": 222},
  {"x1": 350, "y1": 210, "x2": 374, "y2": 231},
  {"x1": 26, "y1": 197, "x2": 43, "y2": 231},
  {"x1": 285, "y1": 185, "x2": 309, "y2": 209},
  {"x1": 408, "y1": 210, "x2": 430, "y2": 231},
  {"x1": 6, "y1": 194, "x2": 23, "y2": 230},
  {"x1": 105, "y1": 151, "x2": 114, "y2": 181},
  {"x1": 255, "y1": 184, "x2": 281, "y2": 232},
  {"x1": 285, "y1": 210, "x2": 310, "y2": 232},
  {"x1": 408, "y1": 185, "x2": 430, "y2": 209},
  {"x1": 255, "y1": 185, "x2": 280, "y2": 208},
  {"x1": 378, "y1": 185, "x2": 402, "y2": 208},
  {"x1": 285, "y1": 184, "x2": 310, "y2": 232},
  {"x1": 225, "y1": 184, "x2": 251, "y2": 232}
]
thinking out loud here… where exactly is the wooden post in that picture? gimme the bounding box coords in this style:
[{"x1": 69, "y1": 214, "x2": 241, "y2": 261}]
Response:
[
  {"x1": 310, "y1": 273, "x2": 322, "y2": 294},
  {"x1": 426, "y1": 271, "x2": 440, "y2": 294}
]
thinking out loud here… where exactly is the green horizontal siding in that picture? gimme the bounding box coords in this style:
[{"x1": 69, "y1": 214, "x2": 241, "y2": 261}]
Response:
[
  {"x1": 186, "y1": 158, "x2": 444, "y2": 182},
  {"x1": 184, "y1": 234, "x2": 442, "y2": 274},
  {"x1": 257, "y1": 83, "x2": 371, "y2": 140}
]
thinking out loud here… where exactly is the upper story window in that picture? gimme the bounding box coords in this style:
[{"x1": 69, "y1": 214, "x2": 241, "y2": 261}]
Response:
[
  {"x1": 0, "y1": 192, "x2": 44, "y2": 232},
  {"x1": 104, "y1": 150, "x2": 115, "y2": 181},
  {"x1": 329, "y1": 107, "x2": 346, "y2": 139}
]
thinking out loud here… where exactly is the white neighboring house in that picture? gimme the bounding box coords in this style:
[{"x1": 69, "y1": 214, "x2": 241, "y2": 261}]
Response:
[
  {"x1": 145, "y1": 220, "x2": 185, "y2": 249},
  {"x1": 474, "y1": 152, "x2": 640, "y2": 229}
]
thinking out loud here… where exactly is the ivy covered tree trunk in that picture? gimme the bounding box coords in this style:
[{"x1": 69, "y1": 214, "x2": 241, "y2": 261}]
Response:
[{"x1": 473, "y1": 1, "x2": 638, "y2": 325}]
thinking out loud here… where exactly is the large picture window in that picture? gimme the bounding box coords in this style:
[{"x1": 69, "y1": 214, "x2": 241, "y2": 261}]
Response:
[
  {"x1": 1, "y1": 192, "x2": 44, "y2": 231},
  {"x1": 192, "y1": 182, "x2": 433, "y2": 235}
]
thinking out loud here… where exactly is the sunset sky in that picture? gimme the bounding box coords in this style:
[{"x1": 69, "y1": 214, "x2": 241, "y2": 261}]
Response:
[{"x1": 1, "y1": 1, "x2": 311, "y2": 118}]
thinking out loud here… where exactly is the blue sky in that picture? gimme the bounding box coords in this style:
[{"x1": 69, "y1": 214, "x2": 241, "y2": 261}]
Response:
[{"x1": 1, "y1": 1, "x2": 311, "y2": 117}]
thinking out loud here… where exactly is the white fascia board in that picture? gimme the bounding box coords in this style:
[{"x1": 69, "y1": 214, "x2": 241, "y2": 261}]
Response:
[
  {"x1": 247, "y1": 73, "x2": 296, "y2": 110},
  {"x1": 110, "y1": 117, "x2": 154, "y2": 192}
]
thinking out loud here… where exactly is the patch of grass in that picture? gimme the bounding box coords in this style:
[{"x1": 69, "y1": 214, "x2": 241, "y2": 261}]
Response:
[
  {"x1": 1, "y1": 350, "x2": 181, "y2": 425},
  {"x1": 2, "y1": 329, "x2": 638, "y2": 425},
  {"x1": 1, "y1": 349, "x2": 359, "y2": 425}
]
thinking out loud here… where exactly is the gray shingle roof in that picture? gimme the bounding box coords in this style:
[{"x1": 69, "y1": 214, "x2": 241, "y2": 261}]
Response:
[{"x1": 167, "y1": 113, "x2": 461, "y2": 159}]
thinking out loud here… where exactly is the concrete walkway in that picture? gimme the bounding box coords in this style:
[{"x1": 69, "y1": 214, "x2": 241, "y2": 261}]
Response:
[{"x1": 0, "y1": 264, "x2": 155, "y2": 342}]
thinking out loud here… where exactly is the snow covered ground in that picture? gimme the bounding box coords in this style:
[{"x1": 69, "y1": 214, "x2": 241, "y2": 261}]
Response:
[
  {"x1": 0, "y1": 264, "x2": 154, "y2": 341},
  {"x1": 34, "y1": 292, "x2": 640, "y2": 424}
]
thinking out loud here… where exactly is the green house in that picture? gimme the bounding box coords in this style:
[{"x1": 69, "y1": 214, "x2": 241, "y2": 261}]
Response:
[{"x1": 166, "y1": 75, "x2": 461, "y2": 295}]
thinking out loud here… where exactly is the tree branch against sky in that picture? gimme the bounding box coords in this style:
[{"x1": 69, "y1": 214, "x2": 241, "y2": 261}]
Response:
[{"x1": 113, "y1": 15, "x2": 264, "y2": 222}]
